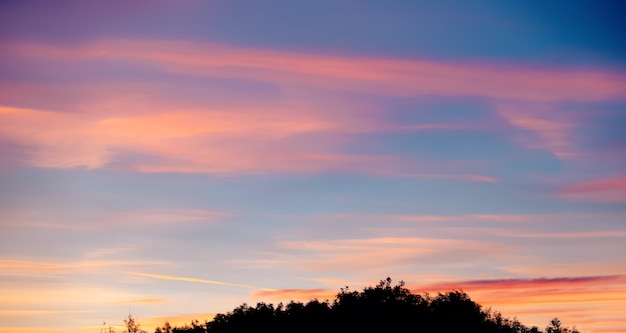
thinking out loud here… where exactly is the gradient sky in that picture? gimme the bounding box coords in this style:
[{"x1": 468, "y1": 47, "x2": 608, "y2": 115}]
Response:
[{"x1": 1, "y1": 1, "x2": 625, "y2": 332}]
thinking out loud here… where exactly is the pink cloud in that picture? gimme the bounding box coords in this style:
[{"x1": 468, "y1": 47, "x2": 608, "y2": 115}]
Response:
[
  {"x1": 0, "y1": 104, "x2": 492, "y2": 178},
  {"x1": 0, "y1": 104, "x2": 389, "y2": 174},
  {"x1": 496, "y1": 103, "x2": 578, "y2": 158},
  {"x1": 560, "y1": 176, "x2": 626, "y2": 203},
  {"x1": 408, "y1": 275, "x2": 626, "y2": 333},
  {"x1": 413, "y1": 275, "x2": 624, "y2": 293},
  {"x1": 3, "y1": 39, "x2": 624, "y2": 175},
  {"x1": 5, "y1": 39, "x2": 626, "y2": 102},
  {"x1": 3, "y1": 39, "x2": 624, "y2": 173},
  {"x1": 308, "y1": 212, "x2": 623, "y2": 225},
  {"x1": 396, "y1": 173, "x2": 497, "y2": 182},
  {"x1": 563, "y1": 177, "x2": 626, "y2": 192},
  {"x1": 276, "y1": 237, "x2": 508, "y2": 274}
]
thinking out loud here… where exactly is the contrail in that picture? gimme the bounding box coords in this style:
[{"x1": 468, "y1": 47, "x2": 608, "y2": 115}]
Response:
[{"x1": 128, "y1": 272, "x2": 275, "y2": 290}]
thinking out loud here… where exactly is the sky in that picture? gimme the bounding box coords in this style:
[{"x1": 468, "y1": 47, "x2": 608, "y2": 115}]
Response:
[{"x1": 1, "y1": 1, "x2": 625, "y2": 332}]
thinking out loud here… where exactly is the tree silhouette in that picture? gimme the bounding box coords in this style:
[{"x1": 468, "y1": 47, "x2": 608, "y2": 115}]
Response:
[
  {"x1": 546, "y1": 317, "x2": 580, "y2": 333},
  {"x1": 123, "y1": 314, "x2": 147, "y2": 333},
  {"x1": 150, "y1": 277, "x2": 582, "y2": 333},
  {"x1": 100, "y1": 321, "x2": 115, "y2": 333},
  {"x1": 154, "y1": 321, "x2": 171, "y2": 333}
]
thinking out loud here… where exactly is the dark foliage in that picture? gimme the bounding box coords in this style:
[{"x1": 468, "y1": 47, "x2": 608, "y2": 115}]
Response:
[{"x1": 153, "y1": 277, "x2": 581, "y2": 333}]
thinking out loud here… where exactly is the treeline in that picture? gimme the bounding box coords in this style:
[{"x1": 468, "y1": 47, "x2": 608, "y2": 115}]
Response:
[{"x1": 123, "y1": 278, "x2": 581, "y2": 333}]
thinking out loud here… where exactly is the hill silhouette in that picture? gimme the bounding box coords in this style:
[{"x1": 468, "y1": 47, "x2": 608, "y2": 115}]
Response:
[{"x1": 146, "y1": 277, "x2": 580, "y2": 333}]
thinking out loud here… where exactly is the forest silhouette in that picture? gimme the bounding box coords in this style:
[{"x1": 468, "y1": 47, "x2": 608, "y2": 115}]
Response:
[{"x1": 118, "y1": 278, "x2": 581, "y2": 333}]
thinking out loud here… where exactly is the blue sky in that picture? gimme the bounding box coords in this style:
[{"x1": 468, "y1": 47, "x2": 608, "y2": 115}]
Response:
[{"x1": 1, "y1": 1, "x2": 625, "y2": 332}]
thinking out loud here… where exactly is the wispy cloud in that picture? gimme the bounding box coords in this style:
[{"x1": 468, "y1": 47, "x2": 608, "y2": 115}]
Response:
[
  {"x1": 0, "y1": 104, "x2": 396, "y2": 174},
  {"x1": 0, "y1": 104, "x2": 493, "y2": 178},
  {"x1": 0, "y1": 208, "x2": 227, "y2": 230},
  {"x1": 6, "y1": 39, "x2": 626, "y2": 101},
  {"x1": 380, "y1": 172, "x2": 497, "y2": 183},
  {"x1": 3, "y1": 39, "x2": 624, "y2": 175},
  {"x1": 276, "y1": 237, "x2": 506, "y2": 273},
  {"x1": 104, "y1": 298, "x2": 167, "y2": 305},
  {"x1": 299, "y1": 212, "x2": 624, "y2": 225},
  {"x1": 128, "y1": 272, "x2": 272, "y2": 290},
  {"x1": 0, "y1": 259, "x2": 168, "y2": 276},
  {"x1": 559, "y1": 176, "x2": 626, "y2": 203},
  {"x1": 414, "y1": 275, "x2": 624, "y2": 292},
  {"x1": 0, "y1": 327, "x2": 69, "y2": 333},
  {"x1": 440, "y1": 227, "x2": 626, "y2": 239},
  {"x1": 497, "y1": 103, "x2": 578, "y2": 158}
]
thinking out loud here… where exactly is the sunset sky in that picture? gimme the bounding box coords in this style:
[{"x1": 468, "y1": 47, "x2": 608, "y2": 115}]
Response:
[{"x1": 1, "y1": 1, "x2": 625, "y2": 332}]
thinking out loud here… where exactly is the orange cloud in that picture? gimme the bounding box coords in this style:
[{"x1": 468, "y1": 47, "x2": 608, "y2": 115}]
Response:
[
  {"x1": 408, "y1": 275, "x2": 626, "y2": 333},
  {"x1": 0, "y1": 284, "x2": 143, "y2": 307},
  {"x1": 140, "y1": 313, "x2": 216, "y2": 331},
  {"x1": 0, "y1": 104, "x2": 493, "y2": 177},
  {"x1": 0, "y1": 259, "x2": 167, "y2": 276},
  {"x1": 0, "y1": 104, "x2": 404, "y2": 174},
  {"x1": 0, "y1": 328, "x2": 69, "y2": 333},
  {"x1": 252, "y1": 288, "x2": 336, "y2": 303},
  {"x1": 0, "y1": 105, "x2": 344, "y2": 171},
  {"x1": 0, "y1": 259, "x2": 66, "y2": 275}
]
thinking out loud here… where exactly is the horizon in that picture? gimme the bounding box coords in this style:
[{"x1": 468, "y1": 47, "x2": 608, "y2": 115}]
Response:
[{"x1": 1, "y1": 1, "x2": 625, "y2": 332}]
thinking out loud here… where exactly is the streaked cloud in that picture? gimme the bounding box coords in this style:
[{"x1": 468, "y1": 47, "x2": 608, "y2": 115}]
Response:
[
  {"x1": 439, "y1": 227, "x2": 626, "y2": 239},
  {"x1": 497, "y1": 104, "x2": 577, "y2": 158},
  {"x1": 383, "y1": 172, "x2": 497, "y2": 183},
  {"x1": 0, "y1": 208, "x2": 227, "y2": 230},
  {"x1": 5, "y1": 39, "x2": 626, "y2": 101},
  {"x1": 291, "y1": 211, "x2": 625, "y2": 225},
  {"x1": 128, "y1": 272, "x2": 272, "y2": 290},
  {"x1": 0, "y1": 327, "x2": 68, "y2": 333},
  {"x1": 2, "y1": 39, "x2": 624, "y2": 173},
  {"x1": 1, "y1": 4, "x2": 625, "y2": 333},
  {"x1": 0, "y1": 104, "x2": 500, "y2": 178},
  {"x1": 0, "y1": 259, "x2": 168, "y2": 276},
  {"x1": 408, "y1": 275, "x2": 626, "y2": 333},
  {"x1": 414, "y1": 275, "x2": 624, "y2": 292},
  {"x1": 0, "y1": 104, "x2": 401, "y2": 174},
  {"x1": 104, "y1": 298, "x2": 167, "y2": 305},
  {"x1": 559, "y1": 176, "x2": 626, "y2": 203},
  {"x1": 276, "y1": 237, "x2": 506, "y2": 273}
]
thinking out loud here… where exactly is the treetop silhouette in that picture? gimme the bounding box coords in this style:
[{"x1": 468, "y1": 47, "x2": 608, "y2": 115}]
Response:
[{"x1": 134, "y1": 277, "x2": 582, "y2": 333}]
